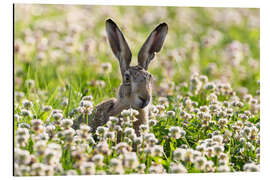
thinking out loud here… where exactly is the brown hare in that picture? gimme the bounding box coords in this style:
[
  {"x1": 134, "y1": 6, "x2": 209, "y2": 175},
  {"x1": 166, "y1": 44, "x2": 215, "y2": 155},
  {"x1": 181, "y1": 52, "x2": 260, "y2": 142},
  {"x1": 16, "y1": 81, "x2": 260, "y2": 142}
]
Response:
[{"x1": 75, "y1": 19, "x2": 168, "y2": 135}]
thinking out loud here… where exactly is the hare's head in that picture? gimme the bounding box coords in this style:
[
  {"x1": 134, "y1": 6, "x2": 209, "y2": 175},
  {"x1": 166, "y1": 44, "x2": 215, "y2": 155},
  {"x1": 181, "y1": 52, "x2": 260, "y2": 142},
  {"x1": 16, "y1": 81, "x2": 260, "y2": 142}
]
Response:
[{"x1": 106, "y1": 19, "x2": 168, "y2": 109}]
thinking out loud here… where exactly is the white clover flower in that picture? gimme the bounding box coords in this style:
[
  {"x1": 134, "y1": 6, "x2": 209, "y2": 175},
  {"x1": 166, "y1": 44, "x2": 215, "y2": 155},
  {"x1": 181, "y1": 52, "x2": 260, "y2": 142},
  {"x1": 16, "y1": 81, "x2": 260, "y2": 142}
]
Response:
[
  {"x1": 34, "y1": 140, "x2": 47, "y2": 156},
  {"x1": 16, "y1": 128, "x2": 30, "y2": 138},
  {"x1": 194, "y1": 156, "x2": 207, "y2": 171},
  {"x1": 213, "y1": 145, "x2": 224, "y2": 156},
  {"x1": 206, "y1": 147, "x2": 215, "y2": 158},
  {"x1": 80, "y1": 162, "x2": 95, "y2": 175},
  {"x1": 204, "y1": 82, "x2": 216, "y2": 91},
  {"x1": 80, "y1": 100, "x2": 93, "y2": 108},
  {"x1": 65, "y1": 169, "x2": 78, "y2": 175},
  {"x1": 63, "y1": 128, "x2": 75, "y2": 137},
  {"x1": 109, "y1": 116, "x2": 119, "y2": 124},
  {"x1": 219, "y1": 153, "x2": 229, "y2": 162},
  {"x1": 196, "y1": 145, "x2": 206, "y2": 155},
  {"x1": 101, "y1": 62, "x2": 112, "y2": 73},
  {"x1": 168, "y1": 126, "x2": 186, "y2": 139},
  {"x1": 147, "y1": 136, "x2": 158, "y2": 147},
  {"x1": 16, "y1": 135, "x2": 29, "y2": 147},
  {"x1": 158, "y1": 97, "x2": 168, "y2": 105},
  {"x1": 173, "y1": 148, "x2": 186, "y2": 161},
  {"x1": 123, "y1": 152, "x2": 139, "y2": 169},
  {"x1": 45, "y1": 124, "x2": 56, "y2": 136},
  {"x1": 205, "y1": 161, "x2": 215, "y2": 172},
  {"x1": 110, "y1": 158, "x2": 124, "y2": 174},
  {"x1": 15, "y1": 148, "x2": 31, "y2": 165},
  {"x1": 52, "y1": 112, "x2": 63, "y2": 121},
  {"x1": 115, "y1": 142, "x2": 132, "y2": 154},
  {"x1": 104, "y1": 131, "x2": 115, "y2": 141},
  {"x1": 18, "y1": 165, "x2": 31, "y2": 176},
  {"x1": 167, "y1": 110, "x2": 176, "y2": 117},
  {"x1": 152, "y1": 145, "x2": 164, "y2": 157},
  {"x1": 137, "y1": 164, "x2": 146, "y2": 173},
  {"x1": 14, "y1": 114, "x2": 21, "y2": 121},
  {"x1": 121, "y1": 108, "x2": 139, "y2": 117},
  {"x1": 61, "y1": 97, "x2": 69, "y2": 106},
  {"x1": 21, "y1": 109, "x2": 32, "y2": 118},
  {"x1": 134, "y1": 136, "x2": 143, "y2": 145},
  {"x1": 212, "y1": 135, "x2": 223, "y2": 144},
  {"x1": 124, "y1": 127, "x2": 135, "y2": 137},
  {"x1": 43, "y1": 164, "x2": 54, "y2": 176},
  {"x1": 22, "y1": 99, "x2": 33, "y2": 109},
  {"x1": 15, "y1": 91, "x2": 25, "y2": 101},
  {"x1": 42, "y1": 105, "x2": 52, "y2": 112},
  {"x1": 149, "y1": 105, "x2": 159, "y2": 114},
  {"x1": 243, "y1": 163, "x2": 260, "y2": 172},
  {"x1": 92, "y1": 154, "x2": 104, "y2": 167},
  {"x1": 31, "y1": 163, "x2": 46, "y2": 176},
  {"x1": 199, "y1": 75, "x2": 208, "y2": 83},
  {"x1": 156, "y1": 104, "x2": 165, "y2": 112},
  {"x1": 80, "y1": 124, "x2": 91, "y2": 133},
  {"x1": 200, "y1": 106, "x2": 209, "y2": 112},
  {"x1": 31, "y1": 119, "x2": 43, "y2": 127},
  {"x1": 96, "y1": 126, "x2": 108, "y2": 136},
  {"x1": 149, "y1": 119, "x2": 157, "y2": 127},
  {"x1": 217, "y1": 165, "x2": 230, "y2": 172},
  {"x1": 60, "y1": 118, "x2": 73, "y2": 129},
  {"x1": 170, "y1": 162, "x2": 187, "y2": 173},
  {"x1": 207, "y1": 93, "x2": 218, "y2": 102},
  {"x1": 82, "y1": 95, "x2": 93, "y2": 101},
  {"x1": 149, "y1": 163, "x2": 166, "y2": 174},
  {"x1": 139, "y1": 124, "x2": 149, "y2": 134},
  {"x1": 96, "y1": 141, "x2": 111, "y2": 155},
  {"x1": 43, "y1": 148, "x2": 59, "y2": 165},
  {"x1": 114, "y1": 125, "x2": 122, "y2": 132},
  {"x1": 218, "y1": 118, "x2": 228, "y2": 127},
  {"x1": 121, "y1": 109, "x2": 130, "y2": 117}
]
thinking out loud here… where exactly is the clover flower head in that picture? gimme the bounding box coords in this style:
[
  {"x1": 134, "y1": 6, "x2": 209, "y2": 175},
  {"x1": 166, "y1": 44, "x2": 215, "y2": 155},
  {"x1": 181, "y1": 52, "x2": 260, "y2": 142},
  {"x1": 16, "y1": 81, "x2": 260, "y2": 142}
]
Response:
[
  {"x1": 243, "y1": 163, "x2": 260, "y2": 172},
  {"x1": 169, "y1": 126, "x2": 186, "y2": 139},
  {"x1": 152, "y1": 145, "x2": 163, "y2": 157},
  {"x1": 115, "y1": 142, "x2": 132, "y2": 154},
  {"x1": 123, "y1": 152, "x2": 139, "y2": 169},
  {"x1": 217, "y1": 165, "x2": 230, "y2": 172},
  {"x1": 82, "y1": 95, "x2": 93, "y2": 101},
  {"x1": 80, "y1": 162, "x2": 95, "y2": 175},
  {"x1": 194, "y1": 156, "x2": 207, "y2": 171},
  {"x1": 170, "y1": 162, "x2": 187, "y2": 173},
  {"x1": 21, "y1": 109, "x2": 32, "y2": 118},
  {"x1": 92, "y1": 154, "x2": 104, "y2": 166},
  {"x1": 22, "y1": 99, "x2": 33, "y2": 109},
  {"x1": 60, "y1": 118, "x2": 73, "y2": 129},
  {"x1": 110, "y1": 158, "x2": 124, "y2": 174},
  {"x1": 173, "y1": 148, "x2": 186, "y2": 161}
]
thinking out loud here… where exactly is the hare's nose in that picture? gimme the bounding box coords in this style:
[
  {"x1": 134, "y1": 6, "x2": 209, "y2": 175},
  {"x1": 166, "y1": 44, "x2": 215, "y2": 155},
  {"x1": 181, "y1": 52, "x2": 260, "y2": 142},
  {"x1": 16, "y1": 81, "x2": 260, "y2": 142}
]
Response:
[{"x1": 139, "y1": 96, "x2": 149, "y2": 108}]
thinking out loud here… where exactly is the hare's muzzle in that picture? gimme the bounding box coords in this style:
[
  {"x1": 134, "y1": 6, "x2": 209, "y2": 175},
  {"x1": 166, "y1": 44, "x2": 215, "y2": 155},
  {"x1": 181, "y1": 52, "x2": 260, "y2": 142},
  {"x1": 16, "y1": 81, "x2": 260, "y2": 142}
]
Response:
[{"x1": 138, "y1": 96, "x2": 150, "y2": 108}]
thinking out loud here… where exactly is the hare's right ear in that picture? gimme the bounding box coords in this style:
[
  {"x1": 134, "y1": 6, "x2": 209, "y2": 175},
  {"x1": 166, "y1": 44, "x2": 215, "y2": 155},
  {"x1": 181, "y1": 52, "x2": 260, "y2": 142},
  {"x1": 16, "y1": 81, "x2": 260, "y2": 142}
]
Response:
[
  {"x1": 138, "y1": 23, "x2": 168, "y2": 70},
  {"x1": 106, "y1": 19, "x2": 132, "y2": 79}
]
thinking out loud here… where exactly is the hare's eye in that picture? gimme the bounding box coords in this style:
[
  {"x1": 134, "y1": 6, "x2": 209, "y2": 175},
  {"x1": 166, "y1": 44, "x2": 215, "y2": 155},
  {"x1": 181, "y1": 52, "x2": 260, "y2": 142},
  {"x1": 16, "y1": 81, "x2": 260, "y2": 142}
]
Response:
[{"x1": 124, "y1": 73, "x2": 130, "y2": 82}]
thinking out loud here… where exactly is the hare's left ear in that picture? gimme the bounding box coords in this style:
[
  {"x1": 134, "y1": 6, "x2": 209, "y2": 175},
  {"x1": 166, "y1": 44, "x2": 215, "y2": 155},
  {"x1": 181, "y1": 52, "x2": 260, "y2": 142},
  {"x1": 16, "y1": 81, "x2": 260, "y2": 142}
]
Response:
[
  {"x1": 138, "y1": 23, "x2": 168, "y2": 70},
  {"x1": 106, "y1": 19, "x2": 132, "y2": 80}
]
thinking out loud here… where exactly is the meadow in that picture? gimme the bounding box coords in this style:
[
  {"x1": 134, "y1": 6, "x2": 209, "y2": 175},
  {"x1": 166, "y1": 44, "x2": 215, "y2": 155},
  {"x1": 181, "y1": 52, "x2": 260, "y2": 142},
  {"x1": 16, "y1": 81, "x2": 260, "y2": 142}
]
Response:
[{"x1": 14, "y1": 4, "x2": 260, "y2": 175}]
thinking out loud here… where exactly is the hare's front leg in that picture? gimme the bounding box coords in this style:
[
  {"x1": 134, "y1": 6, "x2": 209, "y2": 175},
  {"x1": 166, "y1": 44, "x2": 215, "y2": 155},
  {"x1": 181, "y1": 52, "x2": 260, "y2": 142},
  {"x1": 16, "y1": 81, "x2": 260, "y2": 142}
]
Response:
[
  {"x1": 133, "y1": 108, "x2": 149, "y2": 135},
  {"x1": 78, "y1": 98, "x2": 128, "y2": 133},
  {"x1": 90, "y1": 98, "x2": 118, "y2": 132}
]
